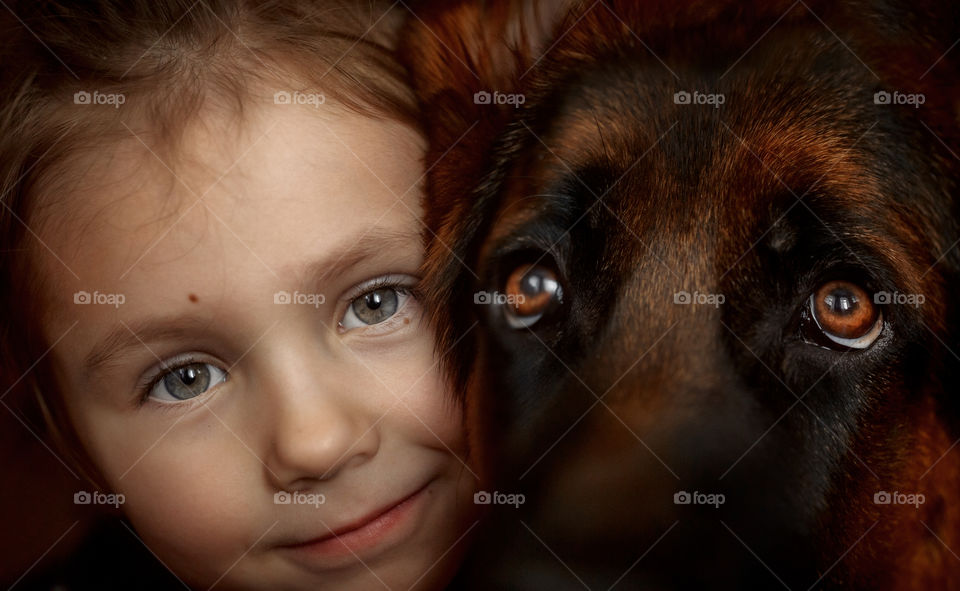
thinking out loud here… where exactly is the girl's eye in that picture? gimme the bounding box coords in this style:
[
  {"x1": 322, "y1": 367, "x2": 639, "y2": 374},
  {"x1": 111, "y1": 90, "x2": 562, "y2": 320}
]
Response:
[
  {"x1": 340, "y1": 287, "x2": 409, "y2": 330},
  {"x1": 149, "y1": 362, "x2": 227, "y2": 402},
  {"x1": 806, "y1": 280, "x2": 883, "y2": 349}
]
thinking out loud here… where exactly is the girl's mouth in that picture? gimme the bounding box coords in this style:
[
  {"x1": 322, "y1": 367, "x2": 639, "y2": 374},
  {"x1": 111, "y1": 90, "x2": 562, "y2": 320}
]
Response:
[{"x1": 279, "y1": 479, "x2": 433, "y2": 568}]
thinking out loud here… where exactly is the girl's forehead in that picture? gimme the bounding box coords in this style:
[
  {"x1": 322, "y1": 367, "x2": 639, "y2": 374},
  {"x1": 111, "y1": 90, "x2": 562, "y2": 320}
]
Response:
[
  {"x1": 46, "y1": 104, "x2": 420, "y2": 256},
  {"x1": 33, "y1": 102, "x2": 426, "y2": 331}
]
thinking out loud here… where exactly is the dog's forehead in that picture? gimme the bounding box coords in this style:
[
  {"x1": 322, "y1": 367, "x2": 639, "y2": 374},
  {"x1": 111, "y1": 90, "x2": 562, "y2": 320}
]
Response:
[
  {"x1": 524, "y1": 37, "x2": 873, "y2": 180},
  {"x1": 509, "y1": 57, "x2": 882, "y2": 239}
]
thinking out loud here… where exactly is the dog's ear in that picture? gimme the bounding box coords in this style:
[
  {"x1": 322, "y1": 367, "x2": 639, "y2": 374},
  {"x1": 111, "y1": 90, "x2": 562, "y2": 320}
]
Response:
[
  {"x1": 850, "y1": 0, "x2": 960, "y2": 127},
  {"x1": 400, "y1": 1, "x2": 567, "y2": 105},
  {"x1": 398, "y1": 0, "x2": 573, "y2": 220},
  {"x1": 398, "y1": 1, "x2": 574, "y2": 390},
  {"x1": 855, "y1": 0, "x2": 960, "y2": 272}
]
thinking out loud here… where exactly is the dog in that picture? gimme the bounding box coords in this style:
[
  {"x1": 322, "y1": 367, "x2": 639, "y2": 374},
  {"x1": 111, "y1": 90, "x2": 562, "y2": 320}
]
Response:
[{"x1": 400, "y1": 1, "x2": 960, "y2": 588}]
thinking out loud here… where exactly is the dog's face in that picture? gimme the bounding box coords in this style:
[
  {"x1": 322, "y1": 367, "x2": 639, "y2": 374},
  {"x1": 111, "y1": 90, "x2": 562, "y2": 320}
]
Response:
[{"x1": 401, "y1": 1, "x2": 960, "y2": 588}]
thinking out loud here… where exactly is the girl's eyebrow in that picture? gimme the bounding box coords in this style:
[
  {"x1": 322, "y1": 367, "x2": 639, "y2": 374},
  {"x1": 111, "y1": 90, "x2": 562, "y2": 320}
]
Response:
[
  {"x1": 82, "y1": 319, "x2": 213, "y2": 379},
  {"x1": 81, "y1": 228, "x2": 422, "y2": 378},
  {"x1": 294, "y1": 228, "x2": 420, "y2": 288}
]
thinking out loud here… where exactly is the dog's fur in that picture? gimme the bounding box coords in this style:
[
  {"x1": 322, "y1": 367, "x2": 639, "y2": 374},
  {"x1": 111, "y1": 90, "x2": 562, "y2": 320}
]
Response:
[{"x1": 400, "y1": 1, "x2": 960, "y2": 588}]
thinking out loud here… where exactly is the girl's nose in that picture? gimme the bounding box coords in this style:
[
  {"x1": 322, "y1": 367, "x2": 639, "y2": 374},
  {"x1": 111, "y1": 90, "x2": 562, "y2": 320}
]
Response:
[{"x1": 260, "y1": 352, "x2": 382, "y2": 490}]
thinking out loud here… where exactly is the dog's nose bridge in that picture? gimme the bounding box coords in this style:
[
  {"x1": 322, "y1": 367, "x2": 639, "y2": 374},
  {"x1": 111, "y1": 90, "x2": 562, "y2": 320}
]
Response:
[
  {"x1": 624, "y1": 229, "x2": 724, "y2": 323},
  {"x1": 591, "y1": 250, "x2": 732, "y2": 390}
]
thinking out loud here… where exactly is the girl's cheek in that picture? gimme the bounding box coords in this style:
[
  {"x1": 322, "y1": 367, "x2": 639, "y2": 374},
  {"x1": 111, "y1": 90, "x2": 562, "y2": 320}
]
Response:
[
  {"x1": 125, "y1": 453, "x2": 261, "y2": 583},
  {"x1": 387, "y1": 354, "x2": 465, "y2": 451},
  {"x1": 81, "y1": 415, "x2": 264, "y2": 581},
  {"x1": 347, "y1": 320, "x2": 464, "y2": 448}
]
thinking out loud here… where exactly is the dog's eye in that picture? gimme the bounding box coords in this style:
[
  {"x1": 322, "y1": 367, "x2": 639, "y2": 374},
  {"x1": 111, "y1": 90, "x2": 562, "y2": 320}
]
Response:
[
  {"x1": 807, "y1": 280, "x2": 883, "y2": 349},
  {"x1": 502, "y1": 263, "x2": 563, "y2": 329}
]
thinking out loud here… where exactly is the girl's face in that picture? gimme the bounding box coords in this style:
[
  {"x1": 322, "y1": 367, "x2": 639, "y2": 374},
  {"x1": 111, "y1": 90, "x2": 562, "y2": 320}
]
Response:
[{"x1": 36, "y1": 98, "x2": 477, "y2": 589}]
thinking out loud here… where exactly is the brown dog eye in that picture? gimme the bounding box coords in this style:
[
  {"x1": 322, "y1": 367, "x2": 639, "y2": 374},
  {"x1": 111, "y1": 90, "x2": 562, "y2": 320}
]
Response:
[
  {"x1": 503, "y1": 263, "x2": 563, "y2": 329},
  {"x1": 808, "y1": 280, "x2": 882, "y2": 349}
]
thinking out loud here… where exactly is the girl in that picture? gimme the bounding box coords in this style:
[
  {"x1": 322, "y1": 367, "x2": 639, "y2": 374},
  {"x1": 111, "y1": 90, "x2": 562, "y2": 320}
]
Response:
[{"x1": 0, "y1": 1, "x2": 477, "y2": 588}]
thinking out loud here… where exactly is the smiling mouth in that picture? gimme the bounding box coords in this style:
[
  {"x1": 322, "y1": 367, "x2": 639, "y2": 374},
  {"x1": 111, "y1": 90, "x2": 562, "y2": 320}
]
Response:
[{"x1": 280, "y1": 481, "x2": 432, "y2": 563}]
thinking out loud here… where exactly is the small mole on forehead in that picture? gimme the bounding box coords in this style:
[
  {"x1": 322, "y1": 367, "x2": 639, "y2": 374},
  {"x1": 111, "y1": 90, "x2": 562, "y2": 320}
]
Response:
[{"x1": 188, "y1": 293, "x2": 199, "y2": 303}]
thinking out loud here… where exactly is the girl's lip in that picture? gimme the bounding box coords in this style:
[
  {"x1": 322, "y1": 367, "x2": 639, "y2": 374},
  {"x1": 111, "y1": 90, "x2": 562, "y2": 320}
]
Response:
[{"x1": 279, "y1": 481, "x2": 431, "y2": 565}]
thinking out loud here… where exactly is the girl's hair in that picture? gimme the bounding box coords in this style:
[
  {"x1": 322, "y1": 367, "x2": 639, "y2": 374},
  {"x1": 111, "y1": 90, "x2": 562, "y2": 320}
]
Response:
[{"x1": 0, "y1": 0, "x2": 418, "y2": 487}]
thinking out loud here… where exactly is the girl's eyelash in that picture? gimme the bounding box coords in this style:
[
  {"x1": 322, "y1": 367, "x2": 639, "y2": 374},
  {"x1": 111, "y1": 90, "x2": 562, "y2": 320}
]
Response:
[{"x1": 342, "y1": 275, "x2": 422, "y2": 303}]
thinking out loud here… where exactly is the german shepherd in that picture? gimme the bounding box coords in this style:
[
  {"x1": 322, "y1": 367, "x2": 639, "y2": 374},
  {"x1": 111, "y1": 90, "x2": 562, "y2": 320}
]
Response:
[{"x1": 400, "y1": 1, "x2": 960, "y2": 588}]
